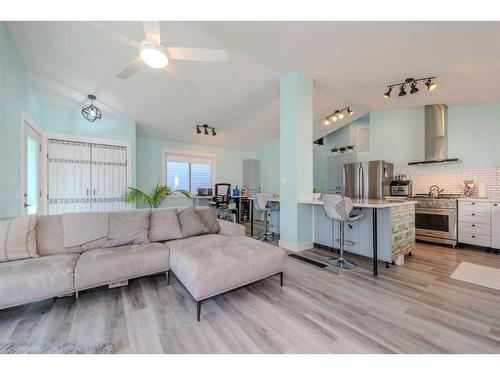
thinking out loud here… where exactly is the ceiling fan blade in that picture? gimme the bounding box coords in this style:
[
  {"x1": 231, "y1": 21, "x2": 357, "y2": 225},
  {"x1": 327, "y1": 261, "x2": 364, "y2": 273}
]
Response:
[
  {"x1": 116, "y1": 58, "x2": 145, "y2": 79},
  {"x1": 168, "y1": 48, "x2": 229, "y2": 62},
  {"x1": 142, "y1": 21, "x2": 161, "y2": 44},
  {"x1": 86, "y1": 22, "x2": 139, "y2": 49}
]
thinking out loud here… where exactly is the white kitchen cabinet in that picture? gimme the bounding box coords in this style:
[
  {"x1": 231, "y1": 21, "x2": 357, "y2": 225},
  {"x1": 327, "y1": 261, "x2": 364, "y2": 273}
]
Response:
[
  {"x1": 327, "y1": 153, "x2": 354, "y2": 195},
  {"x1": 458, "y1": 200, "x2": 492, "y2": 248},
  {"x1": 492, "y1": 202, "x2": 500, "y2": 250}
]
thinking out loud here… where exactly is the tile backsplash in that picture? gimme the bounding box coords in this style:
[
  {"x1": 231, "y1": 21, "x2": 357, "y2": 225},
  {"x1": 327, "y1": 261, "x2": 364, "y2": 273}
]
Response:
[{"x1": 401, "y1": 168, "x2": 500, "y2": 199}]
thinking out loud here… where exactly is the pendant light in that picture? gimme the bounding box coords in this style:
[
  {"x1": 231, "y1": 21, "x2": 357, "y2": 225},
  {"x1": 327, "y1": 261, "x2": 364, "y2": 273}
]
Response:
[{"x1": 81, "y1": 95, "x2": 102, "y2": 122}]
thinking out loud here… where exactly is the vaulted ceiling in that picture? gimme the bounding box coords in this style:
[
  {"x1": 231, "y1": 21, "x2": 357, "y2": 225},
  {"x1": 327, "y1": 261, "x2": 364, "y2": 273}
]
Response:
[{"x1": 7, "y1": 21, "x2": 500, "y2": 151}]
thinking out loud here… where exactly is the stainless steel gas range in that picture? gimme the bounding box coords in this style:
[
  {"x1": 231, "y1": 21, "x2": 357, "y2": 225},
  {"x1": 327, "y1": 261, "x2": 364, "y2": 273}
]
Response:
[{"x1": 412, "y1": 194, "x2": 460, "y2": 247}]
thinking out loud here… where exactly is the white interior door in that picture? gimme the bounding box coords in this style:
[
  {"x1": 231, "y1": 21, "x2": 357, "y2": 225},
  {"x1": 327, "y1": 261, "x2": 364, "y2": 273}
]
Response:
[
  {"x1": 47, "y1": 139, "x2": 91, "y2": 214},
  {"x1": 91, "y1": 143, "x2": 128, "y2": 211},
  {"x1": 22, "y1": 123, "x2": 42, "y2": 215}
]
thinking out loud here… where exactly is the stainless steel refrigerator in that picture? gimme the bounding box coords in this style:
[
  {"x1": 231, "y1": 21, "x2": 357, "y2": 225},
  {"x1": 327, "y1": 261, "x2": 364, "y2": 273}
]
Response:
[{"x1": 343, "y1": 161, "x2": 393, "y2": 199}]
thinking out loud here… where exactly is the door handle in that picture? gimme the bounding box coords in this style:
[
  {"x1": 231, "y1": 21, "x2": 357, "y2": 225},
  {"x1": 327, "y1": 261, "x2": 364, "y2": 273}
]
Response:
[{"x1": 24, "y1": 203, "x2": 33, "y2": 208}]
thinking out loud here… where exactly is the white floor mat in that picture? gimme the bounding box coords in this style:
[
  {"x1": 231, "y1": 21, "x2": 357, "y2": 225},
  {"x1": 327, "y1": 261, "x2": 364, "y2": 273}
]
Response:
[{"x1": 451, "y1": 262, "x2": 500, "y2": 291}]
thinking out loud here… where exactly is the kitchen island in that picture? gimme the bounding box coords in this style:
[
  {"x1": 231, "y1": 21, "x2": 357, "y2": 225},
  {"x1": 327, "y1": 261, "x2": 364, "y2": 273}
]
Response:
[{"x1": 298, "y1": 199, "x2": 417, "y2": 276}]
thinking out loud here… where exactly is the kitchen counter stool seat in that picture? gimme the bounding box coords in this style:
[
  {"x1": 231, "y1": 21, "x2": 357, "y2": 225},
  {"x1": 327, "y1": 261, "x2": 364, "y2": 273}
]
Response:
[{"x1": 323, "y1": 194, "x2": 363, "y2": 269}]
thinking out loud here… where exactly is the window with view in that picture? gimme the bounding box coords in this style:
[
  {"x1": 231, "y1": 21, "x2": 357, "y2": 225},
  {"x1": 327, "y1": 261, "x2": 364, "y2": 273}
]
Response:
[{"x1": 164, "y1": 151, "x2": 215, "y2": 195}]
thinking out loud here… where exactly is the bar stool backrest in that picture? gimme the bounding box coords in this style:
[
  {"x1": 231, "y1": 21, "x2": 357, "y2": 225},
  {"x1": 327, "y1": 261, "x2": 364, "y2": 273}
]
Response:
[
  {"x1": 255, "y1": 193, "x2": 268, "y2": 212},
  {"x1": 323, "y1": 194, "x2": 354, "y2": 221}
]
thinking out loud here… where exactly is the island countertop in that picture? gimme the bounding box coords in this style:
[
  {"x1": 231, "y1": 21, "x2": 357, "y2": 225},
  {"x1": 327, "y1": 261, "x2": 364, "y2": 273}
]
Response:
[{"x1": 298, "y1": 198, "x2": 417, "y2": 208}]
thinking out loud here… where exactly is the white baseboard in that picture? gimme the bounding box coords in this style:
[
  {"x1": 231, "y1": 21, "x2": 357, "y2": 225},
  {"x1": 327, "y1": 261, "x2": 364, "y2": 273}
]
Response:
[{"x1": 279, "y1": 240, "x2": 313, "y2": 252}]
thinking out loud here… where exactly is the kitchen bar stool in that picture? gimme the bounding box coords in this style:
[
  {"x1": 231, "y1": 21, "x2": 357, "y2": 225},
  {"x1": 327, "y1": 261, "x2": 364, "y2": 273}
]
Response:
[{"x1": 323, "y1": 194, "x2": 363, "y2": 269}]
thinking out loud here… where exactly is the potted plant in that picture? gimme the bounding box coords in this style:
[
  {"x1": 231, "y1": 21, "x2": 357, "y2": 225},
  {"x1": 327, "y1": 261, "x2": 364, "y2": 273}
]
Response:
[
  {"x1": 339, "y1": 146, "x2": 347, "y2": 153},
  {"x1": 123, "y1": 181, "x2": 191, "y2": 208},
  {"x1": 346, "y1": 145, "x2": 355, "y2": 153},
  {"x1": 331, "y1": 147, "x2": 339, "y2": 154},
  {"x1": 313, "y1": 187, "x2": 321, "y2": 200}
]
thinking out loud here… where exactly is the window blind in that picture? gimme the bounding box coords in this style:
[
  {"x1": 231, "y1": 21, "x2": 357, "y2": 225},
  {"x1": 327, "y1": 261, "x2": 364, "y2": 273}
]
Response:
[{"x1": 165, "y1": 152, "x2": 214, "y2": 194}]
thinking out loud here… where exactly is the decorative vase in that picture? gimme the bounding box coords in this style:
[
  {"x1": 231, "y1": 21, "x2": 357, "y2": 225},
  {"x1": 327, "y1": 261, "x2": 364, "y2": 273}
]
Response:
[{"x1": 312, "y1": 193, "x2": 321, "y2": 200}]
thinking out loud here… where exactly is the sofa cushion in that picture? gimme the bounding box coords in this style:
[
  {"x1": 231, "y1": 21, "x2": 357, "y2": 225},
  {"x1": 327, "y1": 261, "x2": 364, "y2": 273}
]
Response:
[
  {"x1": 0, "y1": 215, "x2": 38, "y2": 262},
  {"x1": 36, "y1": 214, "x2": 74, "y2": 256},
  {"x1": 75, "y1": 243, "x2": 170, "y2": 290},
  {"x1": 62, "y1": 211, "x2": 109, "y2": 251},
  {"x1": 0, "y1": 254, "x2": 79, "y2": 308},
  {"x1": 177, "y1": 206, "x2": 210, "y2": 238},
  {"x1": 196, "y1": 207, "x2": 221, "y2": 234},
  {"x1": 149, "y1": 208, "x2": 183, "y2": 242},
  {"x1": 168, "y1": 234, "x2": 285, "y2": 300},
  {"x1": 104, "y1": 209, "x2": 151, "y2": 248}
]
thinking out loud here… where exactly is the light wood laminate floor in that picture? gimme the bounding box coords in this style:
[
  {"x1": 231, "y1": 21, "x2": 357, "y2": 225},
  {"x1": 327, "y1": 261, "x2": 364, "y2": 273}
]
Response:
[{"x1": 1, "y1": 242, "x2": 499, "y2": 353}]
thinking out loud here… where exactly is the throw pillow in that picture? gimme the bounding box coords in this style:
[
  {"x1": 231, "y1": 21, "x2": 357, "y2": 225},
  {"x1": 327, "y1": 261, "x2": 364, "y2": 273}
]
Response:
[
  {"x1": 0, "y1": 215, "x2": 38, "y2": 262},
  {"x1": 149, "y1": 208, "x2": 183, "y2": 242},
  {"x1": 177, "y1": 206, "x2": 210, "y2": 238},
  {"x1": 104, "y1": 209, "x2": 151, "y2": 248},
  {"x1": 196, "y1": 207, "x2": 221, "y2": 234}
]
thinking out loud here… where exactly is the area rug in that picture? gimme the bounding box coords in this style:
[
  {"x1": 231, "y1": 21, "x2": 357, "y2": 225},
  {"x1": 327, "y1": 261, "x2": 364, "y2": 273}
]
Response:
[
  {"x1": 0, "y1": 342, "x2": 114, "y2": 354},
  {"x1": 451, "y1": 262, "x2": 500, "y2": 291}
]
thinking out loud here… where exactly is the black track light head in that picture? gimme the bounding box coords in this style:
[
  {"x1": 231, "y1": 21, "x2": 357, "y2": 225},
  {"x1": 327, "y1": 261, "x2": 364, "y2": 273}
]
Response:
[
  {"x1": 347, "y1": 107, "x2": 353, "y2": 115},
  {"x1": 196, "y1": 126, "x2": 201, "y2": 134},
  {"x1": 384, "y1": 87, "x2": 392, "y2": 99},
  {"x1": 204, "y1": 127, "x2": 209, "y2": 135},
  {"x1": 410, "y1": 81, "x2": 419, "y2": 94},
  {"x1": 212, "y1": 129, "x2": 216, "y2": 136},
  {"x1": 399, "y1": 84, "x2": 407, "y2": 97}
]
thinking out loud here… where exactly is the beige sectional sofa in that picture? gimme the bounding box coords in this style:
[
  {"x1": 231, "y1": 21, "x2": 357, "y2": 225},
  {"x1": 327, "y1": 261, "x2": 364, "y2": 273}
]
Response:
[{"x1": 0, "y1": 206, "x2": 285, "y2": 321}]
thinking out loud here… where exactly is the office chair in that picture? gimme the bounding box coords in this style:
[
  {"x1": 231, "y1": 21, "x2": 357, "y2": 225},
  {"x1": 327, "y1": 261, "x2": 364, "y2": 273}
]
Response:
[
  {"x1": 209, "y1": 183, "x2": 237, "y2": 221},
  {"x1": 322, "y1": 194, "x2": 363, "y2": 269}
]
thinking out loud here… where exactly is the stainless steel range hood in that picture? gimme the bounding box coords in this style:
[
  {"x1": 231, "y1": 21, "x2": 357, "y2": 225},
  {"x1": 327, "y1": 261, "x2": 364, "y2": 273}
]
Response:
[{"x1": 408, "y1": 104, "x2": 460, "y2": 166}]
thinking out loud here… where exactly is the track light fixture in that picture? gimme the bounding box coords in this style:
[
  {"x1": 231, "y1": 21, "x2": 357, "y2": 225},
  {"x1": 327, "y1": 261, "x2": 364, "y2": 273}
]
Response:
[
  {"x1": 322, "y1": 106, "x2": 354, "y2": 125},
  {"x1": 383, "y1": 76, "x2": 437, "y2": 99},
  {"x1": 196, "y1": 124, "x2": 217, "y2": 136},
  {"x1": 399, "y1": 84, "x2": 407, "y2": 97}
]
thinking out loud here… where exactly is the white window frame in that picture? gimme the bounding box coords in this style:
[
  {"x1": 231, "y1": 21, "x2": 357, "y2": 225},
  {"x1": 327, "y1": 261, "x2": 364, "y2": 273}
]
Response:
[
  {"x1": 356, "y1": 125, "x2": 370, "y2": 156},
  {"x1": 161, "y1": 149, "x2": 216, "y2": 193}
]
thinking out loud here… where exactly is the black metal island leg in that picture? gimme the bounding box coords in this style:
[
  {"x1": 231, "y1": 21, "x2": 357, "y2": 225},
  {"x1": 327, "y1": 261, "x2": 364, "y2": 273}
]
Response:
[{"x1": 372, "y1": 207, "x2": 378, "y2": 277}]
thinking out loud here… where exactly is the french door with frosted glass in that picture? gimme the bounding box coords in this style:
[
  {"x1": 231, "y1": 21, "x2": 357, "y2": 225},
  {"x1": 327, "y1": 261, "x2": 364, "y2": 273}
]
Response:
[{"x1": 47, "y1": 138, "x2": 128, "y2": 214}]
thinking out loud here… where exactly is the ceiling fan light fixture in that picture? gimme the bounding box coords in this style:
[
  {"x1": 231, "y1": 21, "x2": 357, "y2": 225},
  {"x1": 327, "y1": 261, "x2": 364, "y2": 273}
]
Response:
[{"x1": 140, "y1": 39, "x2": 169, "y2": 69}]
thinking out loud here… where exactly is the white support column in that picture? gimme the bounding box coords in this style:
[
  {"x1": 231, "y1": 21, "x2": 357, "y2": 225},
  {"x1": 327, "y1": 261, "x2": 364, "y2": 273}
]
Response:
[{"x1": 278, "y1": 71, "x2": 314, "y2": 251}]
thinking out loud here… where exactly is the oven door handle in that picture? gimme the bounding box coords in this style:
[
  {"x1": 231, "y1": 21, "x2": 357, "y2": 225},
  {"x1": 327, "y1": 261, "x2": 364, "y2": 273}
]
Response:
[{"x1": 416, "y1": 208, "x2": 456, "y2": 214}]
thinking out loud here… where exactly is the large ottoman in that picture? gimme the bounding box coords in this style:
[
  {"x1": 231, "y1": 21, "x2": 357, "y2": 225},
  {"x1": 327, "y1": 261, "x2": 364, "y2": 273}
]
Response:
[{"x1": 166, "y1": 234, "x2": 285, "y2": 320}]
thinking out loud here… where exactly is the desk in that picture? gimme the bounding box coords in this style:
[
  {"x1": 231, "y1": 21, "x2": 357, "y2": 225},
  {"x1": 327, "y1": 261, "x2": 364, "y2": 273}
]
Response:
[{"x1": 193, "y1": 195, "x2": 255, "y2": 236}]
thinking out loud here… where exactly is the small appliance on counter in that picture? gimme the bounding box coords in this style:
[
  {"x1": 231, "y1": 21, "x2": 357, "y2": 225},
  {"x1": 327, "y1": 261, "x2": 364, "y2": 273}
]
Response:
[
  {"x1": 196, "y1": 188, "x2": 213, "y2": 196},
  {"x1": 232, "y1": 185, "x2": 240, "y2": 196},
  {"x1": 390, "y1": 177, "x2": 412, "y2": 197},
  {"x1": 240, "y1": 187, "x2": 248, "y2": 196}
]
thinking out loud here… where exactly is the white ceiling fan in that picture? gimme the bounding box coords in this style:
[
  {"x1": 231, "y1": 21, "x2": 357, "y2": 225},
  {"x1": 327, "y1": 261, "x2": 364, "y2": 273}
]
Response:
[{"x1": 89, "y1": 21, "x2": 229, "y2": 80}]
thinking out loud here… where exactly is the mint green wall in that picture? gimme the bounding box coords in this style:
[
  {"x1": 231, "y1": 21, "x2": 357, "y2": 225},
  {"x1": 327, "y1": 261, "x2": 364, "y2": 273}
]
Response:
[
  {"x1": 40, "y1": 103, "x2": 137, "y2": 186},
  {"x1": 255, "y1": 138, "x2": 280, "y2": 196},
  {"x1": 279, "y1": 71, "x2": 313, "y2": 247},
  {"x1": 314, "y1": 104, "x2": 500, "y2": 182},
  {"x1": 136, "y1": 136, "x2": 256, "y2": 208},
  {"x1": 0, "y1": 22, "x2": 41, "y2": 218},
  {"x1": 367, "y1": 104, "x2": 500, "y2": 172}
]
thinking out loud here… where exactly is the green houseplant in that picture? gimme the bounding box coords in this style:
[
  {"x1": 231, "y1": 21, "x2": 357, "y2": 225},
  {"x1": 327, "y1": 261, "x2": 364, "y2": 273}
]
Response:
[
  {"x1": 346, "y1": 145, "x2": 355, "y2": 151},
  {"x1": 339, "y1": 146, "x2": 347, "y2": 153},
  {"x1": 313, "y1": 187, "x2": 321, "y2": 200},
  {"x1": 331, "y1": 147, "x2": 339, "y2": 154},
  {"x1": 123, "y1": 181, "x2": 191, "y2": 208}
]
